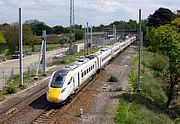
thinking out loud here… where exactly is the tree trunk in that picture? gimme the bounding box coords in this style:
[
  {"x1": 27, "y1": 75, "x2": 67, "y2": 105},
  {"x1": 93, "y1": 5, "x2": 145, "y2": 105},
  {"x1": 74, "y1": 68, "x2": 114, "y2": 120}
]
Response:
[
  {"x1": 166, "y1": 78, "x2": 175, "y2": 109},
  {"x1": 166, "y1": 57, "x2": 175, "y2": 109},
  {"x1": 32, "y1": 45, "x2": 35, "y2": 52}
]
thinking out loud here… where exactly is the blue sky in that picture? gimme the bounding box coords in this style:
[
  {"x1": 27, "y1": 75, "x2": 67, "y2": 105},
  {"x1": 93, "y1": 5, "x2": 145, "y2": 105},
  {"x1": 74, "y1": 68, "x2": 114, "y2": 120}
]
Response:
[{"x1": 0, "y1": 0, "x2": 179, "y2": 27}]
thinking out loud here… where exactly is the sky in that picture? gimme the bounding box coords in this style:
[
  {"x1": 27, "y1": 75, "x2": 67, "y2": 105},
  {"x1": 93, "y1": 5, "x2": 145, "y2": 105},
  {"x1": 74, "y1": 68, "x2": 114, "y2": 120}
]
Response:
[{"x1": 0, "y1": 0, "x2": 179, "y2": 27}]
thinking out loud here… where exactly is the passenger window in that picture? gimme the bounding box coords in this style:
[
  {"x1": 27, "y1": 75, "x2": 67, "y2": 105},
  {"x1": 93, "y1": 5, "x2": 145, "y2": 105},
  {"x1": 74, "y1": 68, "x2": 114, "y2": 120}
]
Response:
[{"x1": 81, "y1": 73, "x2": 83, "y2": 78}]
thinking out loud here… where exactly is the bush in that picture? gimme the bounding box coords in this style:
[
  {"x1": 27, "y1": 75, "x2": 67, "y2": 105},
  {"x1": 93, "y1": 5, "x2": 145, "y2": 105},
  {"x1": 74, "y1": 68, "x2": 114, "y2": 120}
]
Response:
[
  {"x1": 75, "y1": 29, "x2": 84, "y2": 41},
  {"x1": 5, "y1": 86, "x2": 16, "y2": 94},
  {"x1": 108, "y1": 75, "x2": 118, "y2": 82},
  {"x1": 142, "y1": 52, "x2": 167, "y2": 76},
  {"x1": 58, "y1": 37, "x2": 70, "y2": 44}
]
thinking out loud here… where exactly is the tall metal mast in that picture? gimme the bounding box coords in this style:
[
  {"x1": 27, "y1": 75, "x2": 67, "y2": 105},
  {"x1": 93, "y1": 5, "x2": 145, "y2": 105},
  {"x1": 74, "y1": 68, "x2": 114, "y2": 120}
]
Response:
[
  {"x1": 72, "y1": 0, "x2": 75, "y2": 31},
  {"x1": 19, "y1": 8, "x2": 23, "y2": 86},
  {"x1": 137, "y1": 9, "x2": 142, "y2": 94},
  {"x1": 69, "y1": 0, "x2": 75, "y2": 54},
  {"x1": 70, "y1": 0, "x2": 75, "y2": 36}
]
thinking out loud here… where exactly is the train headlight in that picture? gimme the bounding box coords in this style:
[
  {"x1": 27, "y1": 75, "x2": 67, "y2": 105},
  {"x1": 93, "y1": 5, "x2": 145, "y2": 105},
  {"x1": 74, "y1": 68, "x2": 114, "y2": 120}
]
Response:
[{"x1": 61, "y1": 88, "x2": 66, "y2": 93}]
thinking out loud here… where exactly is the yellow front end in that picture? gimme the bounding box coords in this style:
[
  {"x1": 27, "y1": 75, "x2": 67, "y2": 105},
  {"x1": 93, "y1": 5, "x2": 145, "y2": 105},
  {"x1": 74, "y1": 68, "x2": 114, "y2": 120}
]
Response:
[{"x1": 48, "y1": 87, "x2": 62, "y2": 103}]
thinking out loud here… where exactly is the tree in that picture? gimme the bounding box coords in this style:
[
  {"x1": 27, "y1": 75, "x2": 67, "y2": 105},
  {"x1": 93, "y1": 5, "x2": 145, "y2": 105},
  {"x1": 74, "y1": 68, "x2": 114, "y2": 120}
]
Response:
[
  {"x1": 126, "y1": 19, "x2": 137, "y2": 29},
  {"x1": 4, "y1": 25, "x2": 19, "y2": 53},
  {"x1": 23, "y1": 24, "x2": 41, "y2": 52},
  {"x1": 75, "y1": 24, "x2": 82, "y2": 29},
  {"x1": 52, "y1": 26, "x2": 69, "y2": 34},
  {"x1": 75, "y1": 29, "x2": 84, "y2": 41},
  {"x1": 25, "y1": 19, "x2": 52, "y2": 35},
  {"x1": 148, "y1": 25, "x2": 180, "y2": 108},
  {"x1": 171, "y1": 17, "x2": 180, "y2": 32},
  {"x1": 0, "y1": 32, "x2": 5, "y2": 44},
  {"x1": 148, "y1": 7, "x2": 176, "y2": 27}
]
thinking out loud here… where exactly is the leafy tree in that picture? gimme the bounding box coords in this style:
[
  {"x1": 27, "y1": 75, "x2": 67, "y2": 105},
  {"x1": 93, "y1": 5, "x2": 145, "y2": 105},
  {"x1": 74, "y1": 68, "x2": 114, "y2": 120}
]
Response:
[
  {"x1": 148, "y1": 25, "x2": 180, "y2": 108},
  {"x1": 0, "y1": 32, "x2": 6, "y2": 54},
  {"x1": 52, "y1": 25, "x2": 69, "y2": 34},
  {"x1": 4, "y1": 24, "x2": 19, "y2": 53},
  {"x1": 148, "y1": 7, "x2": 176, "y2": 27},
  {"x1": 0, "y1": 32, "x2": 5, "y2": 44},
  {"x1": 23, "y1": 24, "x2": 41, "y2": 52},
  {"x1": 126, "y1": 19, "x2": 137, "y2": 29},
  {"x1": 75, "y1": 29, "x2": 84, "y2": 41},
  {"x1": 25, "y1": 19, "x2": 52, "y2": 35},
  {"x1": 171, "y1": 17, "x2": 180, "y2": 32}
]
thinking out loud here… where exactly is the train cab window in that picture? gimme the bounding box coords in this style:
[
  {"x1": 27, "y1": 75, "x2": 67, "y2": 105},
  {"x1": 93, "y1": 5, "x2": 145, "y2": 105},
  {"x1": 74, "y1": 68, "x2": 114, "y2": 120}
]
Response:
[
  {"x1": 51, "y1": 76, "x2": 64, "y2": 88},
  {"x1": 81, "y1": 73, "x2": 83, "y2": 78}
]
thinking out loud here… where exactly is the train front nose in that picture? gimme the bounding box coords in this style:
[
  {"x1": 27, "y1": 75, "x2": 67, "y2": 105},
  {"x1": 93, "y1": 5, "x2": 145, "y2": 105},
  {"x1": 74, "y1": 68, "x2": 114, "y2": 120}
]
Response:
[{"x1": 47, "y1": 87, "x2": 62, "y2": 103}]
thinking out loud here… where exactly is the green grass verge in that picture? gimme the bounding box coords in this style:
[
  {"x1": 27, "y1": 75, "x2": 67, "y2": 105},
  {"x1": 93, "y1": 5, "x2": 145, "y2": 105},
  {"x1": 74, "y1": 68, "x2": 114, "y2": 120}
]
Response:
[
  {"x1": 115, "y1": 49, "x2": 176, "y2": 124},
  {"x1": 0, "y1": 68, "x2": 52, "y2": 102},
  {"x1": 23, "y1": 44, "x2": 64, "y2": 53}
]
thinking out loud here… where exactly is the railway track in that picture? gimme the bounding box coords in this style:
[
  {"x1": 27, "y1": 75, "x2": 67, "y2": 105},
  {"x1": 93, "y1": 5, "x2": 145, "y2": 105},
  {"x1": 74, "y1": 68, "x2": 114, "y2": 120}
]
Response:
[
  {"x1": 31, "y1": 73, "x2": 100, "y2": 124},
  {"x1": 0, "y1": 79, "x2": 49, "y2": 124},
  {"x1": 0, "y1": 44, "x2": 135, "y2": 124}
]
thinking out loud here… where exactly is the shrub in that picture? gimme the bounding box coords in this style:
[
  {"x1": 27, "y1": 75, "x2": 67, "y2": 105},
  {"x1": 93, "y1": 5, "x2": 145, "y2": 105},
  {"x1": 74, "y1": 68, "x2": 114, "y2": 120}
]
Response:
[
  {"x1": 75, "y1": 29, "x2": 84, "y2": 41},
  {"x1": 108, "y1": 75, "x2": 118, "y2": 82},
  {"x1": 142, "y1": 52, "x2": 167, "y2": 77},
  {"x1": 5, "y1": 86, "x2": 16, "y2": 94},
  {"x1": 58, "y1": 37, "x2": 70, "y2": 44}
]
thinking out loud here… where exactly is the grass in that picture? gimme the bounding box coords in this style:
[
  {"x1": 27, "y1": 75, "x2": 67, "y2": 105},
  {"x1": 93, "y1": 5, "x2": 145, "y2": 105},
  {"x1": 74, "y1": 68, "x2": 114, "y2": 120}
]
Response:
[
  {"x1": 115, "y1": 98, "x2": 174, "y2": 124},
  {"x1": 23, "y1": 44, "x2": 64, "y2": 53},
  {"x1": 0, "y1": 68, "x2": 53, "y2": 101},
  {"x1": 115, "y1": 49, "x2": 177, "y2": 124}
]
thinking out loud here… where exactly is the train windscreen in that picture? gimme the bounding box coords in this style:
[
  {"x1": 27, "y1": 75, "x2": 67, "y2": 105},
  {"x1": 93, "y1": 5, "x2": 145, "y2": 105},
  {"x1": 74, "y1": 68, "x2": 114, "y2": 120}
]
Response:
[{"x1": 51, "y1": 69, "x2": 69, "y2": 88}]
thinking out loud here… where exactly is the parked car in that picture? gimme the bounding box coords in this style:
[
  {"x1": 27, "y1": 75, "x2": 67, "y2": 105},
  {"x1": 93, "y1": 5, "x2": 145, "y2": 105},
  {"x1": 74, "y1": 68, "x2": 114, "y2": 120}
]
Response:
[{"x1": 11, "y1": 51, "x2": 24, "y2": 59}]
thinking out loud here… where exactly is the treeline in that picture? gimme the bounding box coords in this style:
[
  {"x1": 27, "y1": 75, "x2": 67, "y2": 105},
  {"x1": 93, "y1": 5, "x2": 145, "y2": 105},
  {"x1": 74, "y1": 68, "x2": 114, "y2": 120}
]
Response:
[
  {"x1": 0, "y1": 20, "x2": 85, "y2": 53},
  {"x1": 93, "y1": 19, "x2": 138, "y2": 31},
  {"x1": 0, "y1": 19, "x2": 140, "y2": 54}
]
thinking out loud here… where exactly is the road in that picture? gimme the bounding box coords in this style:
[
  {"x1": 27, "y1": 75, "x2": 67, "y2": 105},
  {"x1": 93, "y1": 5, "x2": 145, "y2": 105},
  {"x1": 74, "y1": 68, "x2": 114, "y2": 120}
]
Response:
[{"x1": 0, "y1": 47, "x2": 68, "y2": 89}]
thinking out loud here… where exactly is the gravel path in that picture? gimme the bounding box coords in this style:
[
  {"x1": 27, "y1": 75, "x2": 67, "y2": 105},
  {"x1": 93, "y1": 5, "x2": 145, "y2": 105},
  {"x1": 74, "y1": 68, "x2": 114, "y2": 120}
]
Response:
[{"x1": 55, "y1": 46, "x2": 136, "y2": 124}]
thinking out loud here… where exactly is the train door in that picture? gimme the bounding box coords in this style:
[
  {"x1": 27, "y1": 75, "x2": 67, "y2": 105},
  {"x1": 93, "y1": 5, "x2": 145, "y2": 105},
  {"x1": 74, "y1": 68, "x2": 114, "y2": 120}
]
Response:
[
  {"x1": 78, "y1": 72, "x2": 80, "y2": 87},
  {"x1": 67, "y1": 77, "x2": 74, "y2": 95},
  {"x1": 73, "y1": 77, "x2": 75, "y2": 92},
  {"x1": 100, "y1": 58, "x2": 102, "y2": 69}
]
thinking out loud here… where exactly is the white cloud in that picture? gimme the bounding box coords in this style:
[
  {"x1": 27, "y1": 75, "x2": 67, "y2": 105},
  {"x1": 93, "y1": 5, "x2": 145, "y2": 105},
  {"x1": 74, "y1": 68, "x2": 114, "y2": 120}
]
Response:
[
  {"x1": 0, "y1": 0, "x2": 179, "y2": 26},
  {"x1": 76, "y1": 0, "x2": 121, "y2": 13}
]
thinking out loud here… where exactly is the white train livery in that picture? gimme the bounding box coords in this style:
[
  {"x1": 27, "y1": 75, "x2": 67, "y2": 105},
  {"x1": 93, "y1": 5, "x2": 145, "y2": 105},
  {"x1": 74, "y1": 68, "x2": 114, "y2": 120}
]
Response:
[{"x1": 47, "y1": 36, "x2": 136, "y2": 103}]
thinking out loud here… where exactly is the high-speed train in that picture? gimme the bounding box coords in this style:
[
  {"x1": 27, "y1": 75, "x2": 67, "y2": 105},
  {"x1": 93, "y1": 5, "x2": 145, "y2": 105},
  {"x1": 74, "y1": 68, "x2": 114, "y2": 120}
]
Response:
[{"x1": 46, "y1": 36, "x2": 136, "y2": 103}]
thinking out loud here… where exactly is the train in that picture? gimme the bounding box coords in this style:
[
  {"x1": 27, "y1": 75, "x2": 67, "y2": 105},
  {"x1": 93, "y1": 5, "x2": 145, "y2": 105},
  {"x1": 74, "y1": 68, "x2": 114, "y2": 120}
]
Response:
[{"x1": 46, "y1": 36, "x2": 136, "y2": 103}]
